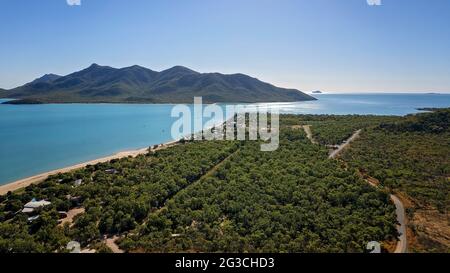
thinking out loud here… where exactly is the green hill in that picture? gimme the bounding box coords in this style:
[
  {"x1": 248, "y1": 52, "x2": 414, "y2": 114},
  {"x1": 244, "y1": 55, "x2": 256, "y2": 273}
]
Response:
[{"x1": 1, "y1": 64, "x2": 316, "y2": 104}]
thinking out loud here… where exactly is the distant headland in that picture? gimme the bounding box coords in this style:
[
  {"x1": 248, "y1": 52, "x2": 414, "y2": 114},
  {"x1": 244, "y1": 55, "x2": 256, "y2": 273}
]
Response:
[{"x1": 0, "y1": 64, "x2": 316, "y2": 104}]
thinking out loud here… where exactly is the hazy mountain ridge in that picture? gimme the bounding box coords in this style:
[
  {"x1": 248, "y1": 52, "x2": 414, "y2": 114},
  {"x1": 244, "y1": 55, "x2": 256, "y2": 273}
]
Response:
[
  {"x1": 31, "y1": 74, "x2": 62, "y2": 84},
  {"x1": 1, "y1": 64, "x2": 316, "y2": 104}
]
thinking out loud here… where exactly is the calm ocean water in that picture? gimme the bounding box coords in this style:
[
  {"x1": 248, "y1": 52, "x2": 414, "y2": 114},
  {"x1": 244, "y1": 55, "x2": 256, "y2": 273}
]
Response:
[{"x1": 1, "y1": 93, "x2": 449, "y2": 185}]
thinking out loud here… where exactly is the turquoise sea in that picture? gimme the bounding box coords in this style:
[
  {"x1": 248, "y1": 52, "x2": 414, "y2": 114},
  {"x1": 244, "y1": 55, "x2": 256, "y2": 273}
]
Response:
[{"x1": 1, "y1": 93, "x2": 450, "y2": 185}]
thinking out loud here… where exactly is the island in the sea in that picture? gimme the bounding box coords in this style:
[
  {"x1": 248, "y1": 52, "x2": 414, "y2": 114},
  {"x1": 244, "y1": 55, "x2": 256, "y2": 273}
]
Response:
[
  {"x1": 312, "y1": 90, "x2": 322, "y2": 94},
  {"x1": 0, "y1": 64, "x2": 316, "y2": 104}
]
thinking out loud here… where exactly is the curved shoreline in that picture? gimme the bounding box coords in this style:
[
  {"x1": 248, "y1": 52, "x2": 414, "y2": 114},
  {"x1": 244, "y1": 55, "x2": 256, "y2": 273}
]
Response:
[{"x1": 0, "y1": 140, "x2": 179, "y2": 196}]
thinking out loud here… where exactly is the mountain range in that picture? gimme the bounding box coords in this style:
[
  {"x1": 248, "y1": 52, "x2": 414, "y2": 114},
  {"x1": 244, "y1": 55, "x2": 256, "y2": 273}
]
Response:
[{"x1": 0, "y1": 64, "x2": 315, "y2": 104}]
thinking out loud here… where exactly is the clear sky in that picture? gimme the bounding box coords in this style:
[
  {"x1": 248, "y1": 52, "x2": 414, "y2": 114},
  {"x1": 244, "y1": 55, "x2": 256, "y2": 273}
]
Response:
[{"x1": 1, "y1": 0, "x2": 449, "y2": 93}]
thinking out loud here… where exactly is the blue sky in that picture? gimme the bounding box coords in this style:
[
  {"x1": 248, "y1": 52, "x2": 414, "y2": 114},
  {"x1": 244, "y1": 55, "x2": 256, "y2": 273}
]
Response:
[{"x1": 1, "y1": 0, "x2": 449, "y2": 92}]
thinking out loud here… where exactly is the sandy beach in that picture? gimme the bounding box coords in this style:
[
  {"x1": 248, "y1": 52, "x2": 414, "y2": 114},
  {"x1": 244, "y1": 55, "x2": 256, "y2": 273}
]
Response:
[{"x1": 0, "y1": 139, "x2": 179, "y2": 196}]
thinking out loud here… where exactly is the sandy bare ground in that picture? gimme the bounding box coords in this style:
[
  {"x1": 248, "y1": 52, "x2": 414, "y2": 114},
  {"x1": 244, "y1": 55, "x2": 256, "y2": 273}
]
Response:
[
  {"x1": 302, "y1": 125, "x2": 318, "y2": 144},
  {"x1": 58, "y1": 208, "x2": 85, "y2": 227},
  {"x1": 290, "y1": 125, "x2": 303, "y2": 129},
  {"x1": 80, "y1": 249, "x2": 96, "y2": 254},
  {"x1": 105, "y1": 236, "x2": 124, "y2": 253},
  {"x1": 411, "y1": 208, "x2": 450, "y2": 250},
  {"x1": 0, "y1": 140, "x2": 179, "y2": 196}
]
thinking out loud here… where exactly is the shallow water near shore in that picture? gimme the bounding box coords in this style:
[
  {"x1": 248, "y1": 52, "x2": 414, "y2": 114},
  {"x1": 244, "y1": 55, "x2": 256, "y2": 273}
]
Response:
[{"x1": 1, "y1": 93, "x2": 450, "y2": 185}]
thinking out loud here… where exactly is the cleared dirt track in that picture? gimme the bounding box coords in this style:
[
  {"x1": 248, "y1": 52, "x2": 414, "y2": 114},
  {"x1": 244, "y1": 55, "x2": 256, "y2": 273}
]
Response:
[
  {"x1": 330, "y1": 128, "x2": 408, "y2": 253},
  {"x1": 328, "y1": 129, "x2": 361, "y2": 159}
]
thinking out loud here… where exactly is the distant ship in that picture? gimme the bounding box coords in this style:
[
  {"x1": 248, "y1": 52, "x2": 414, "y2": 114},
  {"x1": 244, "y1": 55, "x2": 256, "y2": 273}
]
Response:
[{"x1": 312, "y1": 90, "x2": 322, "y2": 94}]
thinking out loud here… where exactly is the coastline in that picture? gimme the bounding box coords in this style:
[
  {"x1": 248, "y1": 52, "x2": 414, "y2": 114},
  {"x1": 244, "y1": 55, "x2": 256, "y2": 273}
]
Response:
[
  {"x1": 0, "y1": 139, "x2": 179, "y2": 196},
  {"x1": 0, "y1": 115, "x2": 231, "y2": 196}
]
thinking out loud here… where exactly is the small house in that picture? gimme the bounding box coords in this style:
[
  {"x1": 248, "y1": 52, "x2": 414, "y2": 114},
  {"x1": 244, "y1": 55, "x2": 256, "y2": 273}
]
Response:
[
  {"x1": 73, "y1": 179, "x2": 83, "y2": 187},
  {"x1": 22, "y1": 199, "x2": 51, "y2": 213},
  {"x1": 66, "y1": 195, "x2": 82, "y2": 206},
  {"x1": 105, "y1": 168, "x2": 118, "y2": 174}
]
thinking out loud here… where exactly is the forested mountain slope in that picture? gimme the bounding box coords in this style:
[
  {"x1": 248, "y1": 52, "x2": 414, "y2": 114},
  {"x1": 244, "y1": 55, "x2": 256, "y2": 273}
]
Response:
[{"x1": 1, "y1": 64, "x2": 315, "y2": 104}]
